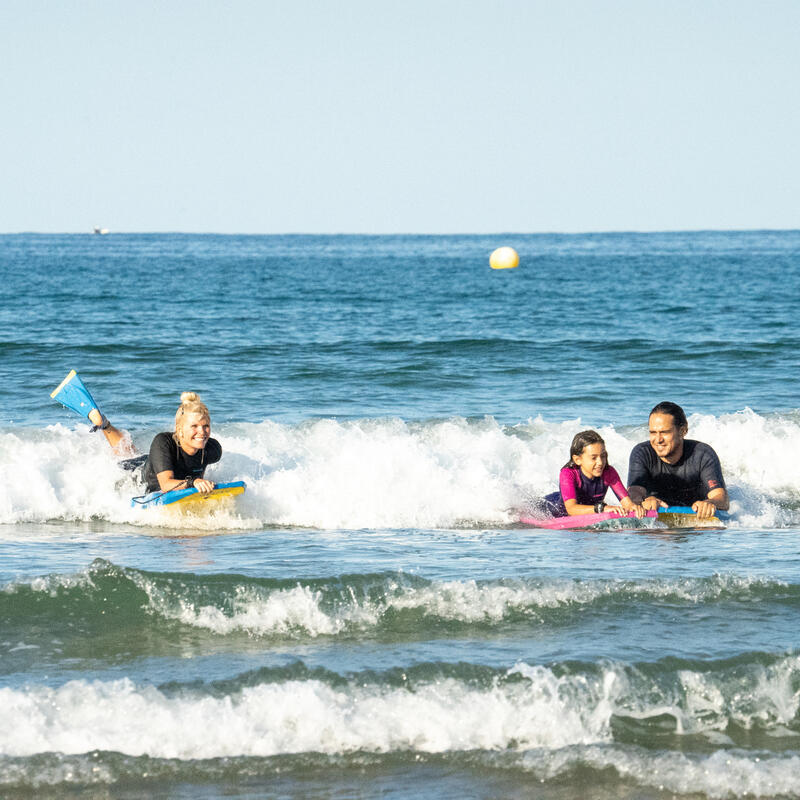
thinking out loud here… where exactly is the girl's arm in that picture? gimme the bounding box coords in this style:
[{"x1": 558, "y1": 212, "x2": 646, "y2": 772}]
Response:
[
  {"x1": 607, "y1": 466, "x2": 646, "y2": 517},
  {"x1": 564, "y1": 498, "x2": 605, "y2": 516},
  {"x1": 561, "y1": 468, "x2": 603, "y2": 516}
]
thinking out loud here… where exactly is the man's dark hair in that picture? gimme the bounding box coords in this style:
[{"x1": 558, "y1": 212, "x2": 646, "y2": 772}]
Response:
[{"x1": 649, "y1": 401, "x2": 688, "y2": 429}]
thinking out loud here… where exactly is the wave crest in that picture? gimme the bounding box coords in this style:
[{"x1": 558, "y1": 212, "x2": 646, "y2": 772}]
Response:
[{"x1": 4, "y1": 408, "x2": 800, "y2": 529}]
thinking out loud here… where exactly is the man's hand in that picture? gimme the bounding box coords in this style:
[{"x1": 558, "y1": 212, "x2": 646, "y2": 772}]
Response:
[
  {"x1": 642, "y1": 496, "x2": 667, "y2": 511},
  {"x1": 692, "y1": 499, "x2": 717, "y2": 519}
]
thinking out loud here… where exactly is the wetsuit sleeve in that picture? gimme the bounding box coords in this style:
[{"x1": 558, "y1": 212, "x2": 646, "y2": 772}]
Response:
[
  {"x1": 605, "y1": 466, "x2": 628, "y2": 500},
  {"x1": 147, "y1": 433, "x2": 177, "y2": 476},
  {"x1": 204, "y1": 438, "x2": 222, "y2": 467},
  {"x1": 627, "y1": 444, "x2": 651, "y2": 491},
  {"x1": 559, "y1": 467, "x2": 579, "y2": 503},
  {"x1": 698, "y1": 445, "x2": 726, "y2": 496}
]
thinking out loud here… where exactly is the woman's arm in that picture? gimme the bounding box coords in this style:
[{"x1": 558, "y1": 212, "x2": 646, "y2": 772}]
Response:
[
  {"x1": 148, "y1": 432, "x2": 216, "y2": 494},
  {"x1": 155, "y1": 470, "x2": 215, "y2": 494}
]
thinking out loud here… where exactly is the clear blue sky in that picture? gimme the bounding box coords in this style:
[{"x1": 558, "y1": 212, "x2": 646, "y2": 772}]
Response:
[{"x1": 2, "y1": 1, "x2": 799, "y2": 233}]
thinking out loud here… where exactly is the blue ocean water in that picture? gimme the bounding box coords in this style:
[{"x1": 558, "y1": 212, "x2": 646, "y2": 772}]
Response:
[{"x1": 1, "y1": 231, "x2": 800, "y2": 798}]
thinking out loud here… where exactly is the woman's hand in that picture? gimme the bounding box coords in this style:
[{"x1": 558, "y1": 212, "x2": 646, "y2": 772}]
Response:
[{"x1": 192, "y1": 478, "x2": 216, "y2": 494}]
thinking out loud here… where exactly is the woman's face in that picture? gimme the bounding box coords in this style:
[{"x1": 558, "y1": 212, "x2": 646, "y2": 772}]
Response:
[{"x1": 179, "y1": 411, "x2": 211, "y2": 453}]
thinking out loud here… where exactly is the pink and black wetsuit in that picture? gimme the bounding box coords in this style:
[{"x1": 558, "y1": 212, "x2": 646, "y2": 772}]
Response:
[{"x1": 543, "y1": 465, "x2": 628, "y2": 516}]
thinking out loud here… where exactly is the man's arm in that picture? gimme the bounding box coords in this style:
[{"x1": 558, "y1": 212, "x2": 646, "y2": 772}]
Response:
[
  {"x1": 628, "y1": 485, "x2": 667, "y2": 510},
  {"x1": 708, "y1": 486, "x2": 729, "y2": 510},
  {"x1": 627, "y1": 484, "x2": 645, "y2": 503},
  {"x1": 693, "y1": 445, "x2": 729, "y2": 516},
  {"x1": 627, "y1": 444, "x2": 665, "y2": 509},
  {"x1": 692, "y1": 486, "x2": 729, "y2": 518}
]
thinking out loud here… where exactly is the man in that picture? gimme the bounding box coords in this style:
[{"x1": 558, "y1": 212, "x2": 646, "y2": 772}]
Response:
[{"x1": 627, "y1": 401, "x2": 729, "y2": 519}]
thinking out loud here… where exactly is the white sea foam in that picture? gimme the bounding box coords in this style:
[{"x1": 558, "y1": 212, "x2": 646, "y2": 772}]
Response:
[
  {"x1": 0, "y1": 409, "x2": 796, "y2": 529},
  {"x1": 0, "y1": 672, "x2": 606, "y2": 759},
  {"x1": 144, "y1": 582, "x2": 378, "y2": 637},
  {"x1": 2, "y1": 656, "x2": 799, "y2": 761},
  {"x1": 0, "y1": 563, "x2": 787, "y2": 643},
  {"x1": 133, "y1": 573, "x2": 785, "y2": 638},
  {"x1": 513, "y1": 654, "x2": 800, "y2": 739}
]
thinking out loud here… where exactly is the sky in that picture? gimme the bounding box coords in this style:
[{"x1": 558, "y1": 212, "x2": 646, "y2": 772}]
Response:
[{"x1": 2, "y1": 0, "x2": 799, "y2": 234}]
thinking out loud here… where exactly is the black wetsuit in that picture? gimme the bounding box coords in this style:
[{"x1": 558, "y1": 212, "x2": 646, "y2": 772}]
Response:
[
  {"x1": 627, "y1": 439, "x2": 725, "y2": 507},
  {"x1": 137, "y1": 432, "x2": 222, "y2": 493}
]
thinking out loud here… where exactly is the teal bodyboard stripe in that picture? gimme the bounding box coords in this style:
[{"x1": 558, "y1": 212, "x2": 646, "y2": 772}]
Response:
[{"x1": 662, "y1": 505, "x2": 730, "y2": 521}]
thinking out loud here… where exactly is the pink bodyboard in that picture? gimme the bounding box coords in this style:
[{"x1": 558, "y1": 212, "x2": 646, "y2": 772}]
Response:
[{"x1": 519, "y1": 509, "x2": 660, "y2": 530}]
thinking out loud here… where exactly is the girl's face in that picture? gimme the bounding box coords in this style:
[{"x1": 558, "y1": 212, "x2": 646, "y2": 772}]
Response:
[
  {"x1": 179, "y1": 412, "x2": 211, "y2": 453},
  {"x1": 573, "y1": 442, "x2": 607, "y2": 478}
]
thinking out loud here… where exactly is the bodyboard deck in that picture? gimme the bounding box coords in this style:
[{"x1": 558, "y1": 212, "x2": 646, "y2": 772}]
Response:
[
  {"x1": 519, "y1": 505, "x2": 726, "y2": 531},
  {"x1": 132, "y1": 481, "x2": 246, "y2": 512}
]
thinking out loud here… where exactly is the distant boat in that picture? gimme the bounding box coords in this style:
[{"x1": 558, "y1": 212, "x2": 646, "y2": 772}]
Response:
[{"x1": 93, "y1": 226, "x2": 109, "y2": 235}]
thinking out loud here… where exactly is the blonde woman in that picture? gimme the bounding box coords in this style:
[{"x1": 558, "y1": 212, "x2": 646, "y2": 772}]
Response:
[
  {"x1": 140, "y1": 393, "x2": 221, "y2": 494},
  {"x1": 52, "y1": 373, "x2": 220, "y2": 495}
]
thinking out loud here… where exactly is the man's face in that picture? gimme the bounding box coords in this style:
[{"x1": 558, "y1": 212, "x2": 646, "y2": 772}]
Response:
[{"x1": 648, "y1": 413, "x2": 686, "y2": 462}]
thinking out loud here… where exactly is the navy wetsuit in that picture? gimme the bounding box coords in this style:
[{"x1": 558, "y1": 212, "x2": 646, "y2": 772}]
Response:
[
  {"x1": 141, "y1": 432, "x2": 222, "y2": 492},
  {"x1": 627, "y1": 439, "x2": 725, "y2": 507}
]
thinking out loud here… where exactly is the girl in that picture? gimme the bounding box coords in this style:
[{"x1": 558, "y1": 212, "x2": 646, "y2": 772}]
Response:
[{"x1": 544, "y1": 430, "x2": 644, "y2": 517}]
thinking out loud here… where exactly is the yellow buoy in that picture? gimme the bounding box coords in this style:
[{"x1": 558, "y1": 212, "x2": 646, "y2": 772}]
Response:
[{"x1": 489, "y1": 246, "x2": 519, "y2": 270}]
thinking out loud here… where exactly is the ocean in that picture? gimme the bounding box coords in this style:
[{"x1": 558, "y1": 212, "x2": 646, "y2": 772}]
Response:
[{"x1": 1, "y1": 230, "x2": 799, "y2": 799}]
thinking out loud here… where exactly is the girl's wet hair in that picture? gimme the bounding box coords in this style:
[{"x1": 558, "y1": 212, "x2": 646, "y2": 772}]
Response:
[
  {"x1": 649, "y1": 401, "x2": 688, "y2": 430},
  {"x1": 564, "y1": 429, "x2": 605, "y2": 468},
  {"x1": 173, "y1": 392, "x2": 210, "y2": 440}
]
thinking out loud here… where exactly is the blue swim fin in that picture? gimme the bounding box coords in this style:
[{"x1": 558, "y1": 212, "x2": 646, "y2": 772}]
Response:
[{"x1": 50, "y1": 370, "x2": 98, "y2": 420}]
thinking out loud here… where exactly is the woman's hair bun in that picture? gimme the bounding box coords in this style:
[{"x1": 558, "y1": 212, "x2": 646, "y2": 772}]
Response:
[{"x1": 174, "y1": 391, "x2": 210, "y2": 437}]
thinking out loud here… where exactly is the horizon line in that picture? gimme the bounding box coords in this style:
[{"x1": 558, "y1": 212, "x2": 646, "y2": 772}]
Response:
[{"x1": 2, "y1": 226, "x2": 799, "y2": 237}]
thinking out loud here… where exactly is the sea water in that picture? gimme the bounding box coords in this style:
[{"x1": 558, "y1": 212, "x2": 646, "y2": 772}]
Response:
[{"x1": 1, "y1": 231, "x2": 799, "y2": 799}]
